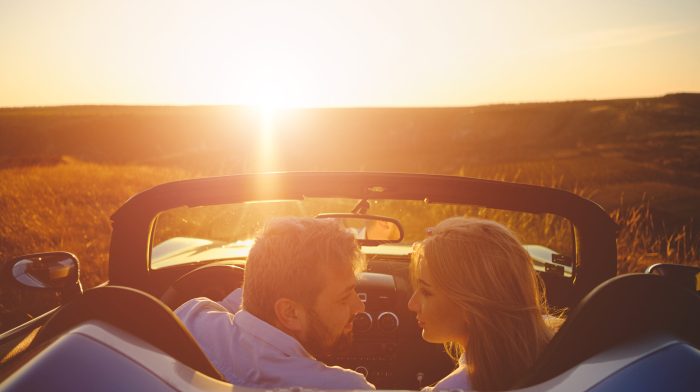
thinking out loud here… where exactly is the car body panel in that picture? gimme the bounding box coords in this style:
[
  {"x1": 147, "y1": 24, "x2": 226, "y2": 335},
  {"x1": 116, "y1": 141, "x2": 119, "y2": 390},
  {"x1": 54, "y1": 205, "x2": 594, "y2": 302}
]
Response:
[
  {"x1": 1, "y1": 321, "x2": 234, "y2": 392},
  {"x1": 3, "y1": 320, "x2": 698, "y2": 392},
  {"x1": 518, "y1": 334, "x2": 700, "y2": 391}
]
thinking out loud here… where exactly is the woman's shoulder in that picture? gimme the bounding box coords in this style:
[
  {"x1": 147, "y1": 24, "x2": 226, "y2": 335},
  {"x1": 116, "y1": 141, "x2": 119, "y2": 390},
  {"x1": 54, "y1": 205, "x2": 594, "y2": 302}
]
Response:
[{"x1": 422, "y1": 362, "x2": 470, "y2": 391}]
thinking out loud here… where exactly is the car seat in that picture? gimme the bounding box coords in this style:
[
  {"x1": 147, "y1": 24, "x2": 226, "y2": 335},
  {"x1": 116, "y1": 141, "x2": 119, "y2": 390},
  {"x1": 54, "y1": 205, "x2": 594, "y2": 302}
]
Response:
[{"x1": 513, "y1": 273, "x2": 700, "y2": 388}]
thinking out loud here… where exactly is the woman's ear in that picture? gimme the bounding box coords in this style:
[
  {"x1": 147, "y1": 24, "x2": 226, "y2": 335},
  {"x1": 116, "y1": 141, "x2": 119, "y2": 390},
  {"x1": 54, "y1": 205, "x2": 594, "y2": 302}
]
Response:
[{"x1": 273, "y1": 298, "x2": 306, "y2": 333}]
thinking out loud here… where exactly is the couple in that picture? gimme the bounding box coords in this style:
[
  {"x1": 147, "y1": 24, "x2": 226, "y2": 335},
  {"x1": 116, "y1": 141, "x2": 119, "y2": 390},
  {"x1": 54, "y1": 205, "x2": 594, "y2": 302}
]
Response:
[{"x1": 176, "y1": 216, "x2": 559, "y2": 390}]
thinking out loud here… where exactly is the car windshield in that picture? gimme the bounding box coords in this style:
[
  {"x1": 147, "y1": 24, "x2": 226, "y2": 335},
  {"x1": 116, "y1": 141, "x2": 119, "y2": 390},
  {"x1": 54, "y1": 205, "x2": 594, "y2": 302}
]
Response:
[{"x1": 151, "y1": 197, "x2": 574, "y2": 274}]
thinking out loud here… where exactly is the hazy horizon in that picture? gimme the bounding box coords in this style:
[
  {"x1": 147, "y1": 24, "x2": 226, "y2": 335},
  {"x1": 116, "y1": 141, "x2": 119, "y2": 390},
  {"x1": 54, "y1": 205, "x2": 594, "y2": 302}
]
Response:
[{"x1": 2, "y1": 91, "x2": 699, "y2": 111}]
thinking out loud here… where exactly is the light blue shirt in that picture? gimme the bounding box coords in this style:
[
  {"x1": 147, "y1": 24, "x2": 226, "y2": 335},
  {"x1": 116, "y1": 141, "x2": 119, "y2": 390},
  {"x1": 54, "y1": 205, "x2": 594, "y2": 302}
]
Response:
[
  {"x1": 423, "y1": 353, "x2": 471, "y2": 391},
  {"x1": 175, "y1": 289, "x2": 375, "y2": 390}
]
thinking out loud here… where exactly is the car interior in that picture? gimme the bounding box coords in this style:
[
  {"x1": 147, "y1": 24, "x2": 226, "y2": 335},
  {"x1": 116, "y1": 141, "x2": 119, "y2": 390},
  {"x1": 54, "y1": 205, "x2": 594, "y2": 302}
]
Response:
[{"x1": 137, "y1": 194, "x2": 582, "y2": 388}]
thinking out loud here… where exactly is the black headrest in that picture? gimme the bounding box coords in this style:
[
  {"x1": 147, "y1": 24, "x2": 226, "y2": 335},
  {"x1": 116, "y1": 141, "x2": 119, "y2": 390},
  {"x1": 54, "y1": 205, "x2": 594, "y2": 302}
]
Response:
[{"x1": 515, "y1": 273, "x2": 700, "y2": 388}]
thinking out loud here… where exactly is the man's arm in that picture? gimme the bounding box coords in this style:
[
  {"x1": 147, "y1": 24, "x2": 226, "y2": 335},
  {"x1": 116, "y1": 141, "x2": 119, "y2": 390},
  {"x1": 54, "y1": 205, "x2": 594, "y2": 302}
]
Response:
[{"x1": 174, "y1": 297, "x2": 237, "y2": 380}]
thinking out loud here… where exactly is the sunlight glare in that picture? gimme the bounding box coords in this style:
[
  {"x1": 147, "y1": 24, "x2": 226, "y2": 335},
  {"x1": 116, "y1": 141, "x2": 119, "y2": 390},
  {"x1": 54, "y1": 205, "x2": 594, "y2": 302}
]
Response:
[{"x1": 255, "y1": 105, "x2": 278, "y2": 173}]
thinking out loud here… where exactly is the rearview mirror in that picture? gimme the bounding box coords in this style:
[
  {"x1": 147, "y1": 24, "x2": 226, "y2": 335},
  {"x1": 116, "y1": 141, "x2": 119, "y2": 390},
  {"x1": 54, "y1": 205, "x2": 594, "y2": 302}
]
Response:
[
  {"x1": 646, "y1": 263, "x2": 700, "y2": 294},
  {"x1": 315, "y1": 214, "x2": 404, "y2": 245}
]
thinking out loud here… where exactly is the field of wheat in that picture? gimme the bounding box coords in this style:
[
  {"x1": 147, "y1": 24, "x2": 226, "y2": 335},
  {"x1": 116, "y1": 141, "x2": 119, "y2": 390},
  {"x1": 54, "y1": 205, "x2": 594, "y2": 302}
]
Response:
[
  {"x1": 0, "y1": 159, "x2": 697, "y2": 331},
  {"x1": 2, "y1": 159, "x2": 696, "y2": 286}
]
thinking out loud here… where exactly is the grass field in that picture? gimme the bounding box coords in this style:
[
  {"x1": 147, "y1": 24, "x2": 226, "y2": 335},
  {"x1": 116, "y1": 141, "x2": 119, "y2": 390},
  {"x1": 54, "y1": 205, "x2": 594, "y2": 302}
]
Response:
[{"x1": 1, "y1": 94, "x2": 699, "y2": 327}]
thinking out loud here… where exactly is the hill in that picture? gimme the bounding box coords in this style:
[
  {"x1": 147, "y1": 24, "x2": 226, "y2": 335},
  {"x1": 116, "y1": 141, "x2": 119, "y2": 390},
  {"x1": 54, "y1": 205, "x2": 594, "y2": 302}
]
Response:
[{"x1": 2, "y1": 93, "x2": 699, "y2": 215}]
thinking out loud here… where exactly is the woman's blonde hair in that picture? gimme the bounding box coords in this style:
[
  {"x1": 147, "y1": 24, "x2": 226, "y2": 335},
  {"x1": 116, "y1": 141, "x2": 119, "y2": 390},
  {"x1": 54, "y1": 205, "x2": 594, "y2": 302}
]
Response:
[{"x1": 411, "y1": 217, "x2": 558, "y2": 391}]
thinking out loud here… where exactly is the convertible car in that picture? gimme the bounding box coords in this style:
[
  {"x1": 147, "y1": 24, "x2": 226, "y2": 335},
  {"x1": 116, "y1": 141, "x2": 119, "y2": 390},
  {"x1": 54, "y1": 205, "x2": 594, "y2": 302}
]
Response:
[{"x1": 1, "y1": 172, "x2": 699, "y2": 391}]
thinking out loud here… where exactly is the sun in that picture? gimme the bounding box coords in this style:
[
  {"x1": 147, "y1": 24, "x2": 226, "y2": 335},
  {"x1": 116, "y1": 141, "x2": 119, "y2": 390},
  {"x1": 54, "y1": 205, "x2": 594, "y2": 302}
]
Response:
[{"x1": 235, "y1": 56, "x2": 322, "y2": 108}]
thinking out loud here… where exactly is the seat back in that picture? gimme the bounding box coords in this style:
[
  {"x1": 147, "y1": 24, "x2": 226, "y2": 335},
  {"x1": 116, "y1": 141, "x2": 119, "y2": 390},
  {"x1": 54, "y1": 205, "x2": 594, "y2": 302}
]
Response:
[
  {"x1": 514, "y1": 273, "x2": 700, "y2": 388},
  {"x1": 33, "y1": 285, "x2": 223, "y2": 380}
]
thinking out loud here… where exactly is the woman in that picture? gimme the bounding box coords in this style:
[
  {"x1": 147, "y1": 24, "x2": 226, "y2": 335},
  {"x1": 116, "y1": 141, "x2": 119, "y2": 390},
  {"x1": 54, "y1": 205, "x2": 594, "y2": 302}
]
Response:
[{"x1": 408, "y1": 217, "x2": 560, "y2": 391}]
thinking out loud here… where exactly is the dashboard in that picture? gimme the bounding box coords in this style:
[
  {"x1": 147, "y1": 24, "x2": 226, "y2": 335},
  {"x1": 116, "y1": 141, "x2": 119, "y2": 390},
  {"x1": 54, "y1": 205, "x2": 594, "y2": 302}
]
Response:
[{"x1": 328, "y1": 258, "x2": 454, "y2": 390}]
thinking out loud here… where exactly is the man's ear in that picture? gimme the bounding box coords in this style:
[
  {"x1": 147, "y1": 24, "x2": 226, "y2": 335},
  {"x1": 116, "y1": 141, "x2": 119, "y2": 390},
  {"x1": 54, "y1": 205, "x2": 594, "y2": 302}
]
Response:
[{"x1": 273, "y1": 298, "x2": 306, "y2": 333}]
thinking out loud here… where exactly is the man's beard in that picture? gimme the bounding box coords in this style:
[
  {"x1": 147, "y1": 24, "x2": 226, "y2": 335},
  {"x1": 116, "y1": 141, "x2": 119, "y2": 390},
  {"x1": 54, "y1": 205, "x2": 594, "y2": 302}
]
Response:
[{"x1": 301, "y1": 308, "x2": 354, "y2": 361}]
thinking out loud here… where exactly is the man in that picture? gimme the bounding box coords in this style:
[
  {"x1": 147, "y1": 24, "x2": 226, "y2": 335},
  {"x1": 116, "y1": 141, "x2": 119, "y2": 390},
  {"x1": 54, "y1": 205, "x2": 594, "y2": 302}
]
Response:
[{"x1": 176, "y1": 217, "x2": 374, "y2": 389}]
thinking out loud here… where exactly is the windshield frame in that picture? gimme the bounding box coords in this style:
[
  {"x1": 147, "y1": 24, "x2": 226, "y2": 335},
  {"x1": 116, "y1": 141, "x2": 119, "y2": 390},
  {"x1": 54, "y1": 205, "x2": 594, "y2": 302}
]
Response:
[{"x1": 109, "y1": 172, "x2": 616, "y2": 306}]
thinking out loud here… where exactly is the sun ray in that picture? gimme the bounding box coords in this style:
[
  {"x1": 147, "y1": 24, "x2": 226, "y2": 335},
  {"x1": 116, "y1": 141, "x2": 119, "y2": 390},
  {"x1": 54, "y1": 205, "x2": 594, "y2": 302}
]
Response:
[{"x1": 255, "y1": 105, "x2": 278, "y2": 173}]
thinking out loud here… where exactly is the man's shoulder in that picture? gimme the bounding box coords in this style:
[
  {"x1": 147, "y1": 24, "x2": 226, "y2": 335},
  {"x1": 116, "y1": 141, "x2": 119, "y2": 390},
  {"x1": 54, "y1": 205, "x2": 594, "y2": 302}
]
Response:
[
  {"x1": 229, "y1": 344, "x2": 374, "y2": 389},
  {"x1": 173, "y1": 296, "x2": 374, "y2": 390},
  {"x1": 175, "y1": 297, "x2": 228, "y2": 316},
  {"x1": 175, "y1": 297, "x2": 236, "y2": 334},
  {"x1": 236, "y1": 333, "x2": 374, "y2": 389}
]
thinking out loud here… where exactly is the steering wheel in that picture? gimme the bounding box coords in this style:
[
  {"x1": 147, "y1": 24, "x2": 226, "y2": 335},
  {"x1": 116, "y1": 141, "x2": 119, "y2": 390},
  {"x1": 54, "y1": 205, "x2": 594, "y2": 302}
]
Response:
[{"x1": 161, "y1": 264, "x2": 245, "y2": 310}]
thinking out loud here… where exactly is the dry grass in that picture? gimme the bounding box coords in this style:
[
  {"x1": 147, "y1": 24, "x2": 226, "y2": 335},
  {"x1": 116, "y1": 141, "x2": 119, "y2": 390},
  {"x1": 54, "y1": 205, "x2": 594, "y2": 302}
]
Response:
[
  {"x1": 0, "y1": 158, "x2": 197, "y2": 287},
  {"x1": 2, "y1": 159, "x2": 695, "y2": 285},
  {"x1": 460, "y1": 165, "x2": 700, "y2": 273},
  {"x1": 0, "y1": 159, "x2": 199, "y2": 329},
  {"x1": 613, "y1": 202, "x2": 698, "y2": 273},
  {"x1": 1, "y1": 158, "x2": 698, "y2": 331}
]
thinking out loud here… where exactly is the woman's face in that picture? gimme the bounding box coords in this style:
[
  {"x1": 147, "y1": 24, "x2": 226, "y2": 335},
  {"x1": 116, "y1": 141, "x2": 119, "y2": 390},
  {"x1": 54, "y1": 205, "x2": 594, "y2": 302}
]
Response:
[{"x1": 407, "y1": 262, "x2": 467, "y2": 346}]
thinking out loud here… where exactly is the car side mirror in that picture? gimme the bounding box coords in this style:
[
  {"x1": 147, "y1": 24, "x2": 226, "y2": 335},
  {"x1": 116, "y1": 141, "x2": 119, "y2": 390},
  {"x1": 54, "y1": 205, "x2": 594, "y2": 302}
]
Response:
[
  {"x1": 7, "y1": 252, "x2": 83, "y2": 295},
  {"x1": 645, "y1": 263, "x2": 700, "y2": 294}
]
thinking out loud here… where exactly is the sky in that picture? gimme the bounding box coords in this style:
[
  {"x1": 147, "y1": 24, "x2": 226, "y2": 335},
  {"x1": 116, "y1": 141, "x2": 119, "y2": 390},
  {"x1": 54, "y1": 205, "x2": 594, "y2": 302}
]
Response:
[{"x1": 1, "y1": 0, "x2": 699, "y2": 108}]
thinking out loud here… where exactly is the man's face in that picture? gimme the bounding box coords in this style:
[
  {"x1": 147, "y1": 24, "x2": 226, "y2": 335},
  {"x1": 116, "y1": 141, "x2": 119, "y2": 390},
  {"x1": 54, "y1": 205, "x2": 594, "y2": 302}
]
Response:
[{"x1": 299, "y1": 262, "x2": 365, "y2": 359}]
